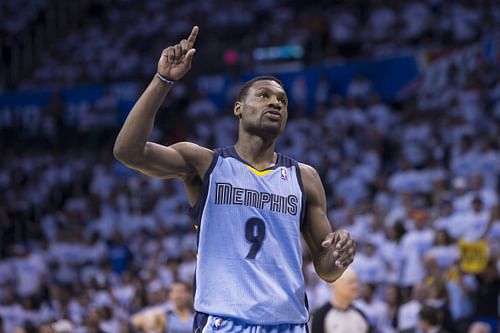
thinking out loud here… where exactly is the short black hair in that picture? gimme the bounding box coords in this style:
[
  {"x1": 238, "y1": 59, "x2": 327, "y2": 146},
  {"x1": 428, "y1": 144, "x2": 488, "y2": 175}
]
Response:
[
  {"x1": 419, "y1": 305, "x2": 442, "y2": 326},
  {"x1": 237, "y1": 76, "x2": 286, "y2": 102}
]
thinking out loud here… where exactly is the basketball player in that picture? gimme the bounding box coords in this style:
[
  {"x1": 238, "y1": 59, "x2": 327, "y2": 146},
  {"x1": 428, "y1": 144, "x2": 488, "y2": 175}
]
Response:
[{"x1": 114, "y1": 26, "x2": 356, "y2": 332}]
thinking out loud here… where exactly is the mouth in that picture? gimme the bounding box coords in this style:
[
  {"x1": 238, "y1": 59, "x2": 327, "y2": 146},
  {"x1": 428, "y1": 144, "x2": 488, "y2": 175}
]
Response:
[{"x1": 263, "y1": 109, "x2": 281, "y2": 121}]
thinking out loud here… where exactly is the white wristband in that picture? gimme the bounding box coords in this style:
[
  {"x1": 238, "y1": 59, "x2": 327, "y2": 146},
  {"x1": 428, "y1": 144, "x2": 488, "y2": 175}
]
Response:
[{"x1": 156, "y1": 73, "x2": 175, "y2": 85}]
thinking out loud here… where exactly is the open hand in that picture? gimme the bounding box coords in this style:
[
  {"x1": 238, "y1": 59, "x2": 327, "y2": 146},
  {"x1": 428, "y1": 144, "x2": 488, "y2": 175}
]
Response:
[
  {"x1": 321, "y1": 230, "x2": 356, "y2": 269},
  {"x1": 157, "y1": 26, "x2": 199, "y2": 81}
]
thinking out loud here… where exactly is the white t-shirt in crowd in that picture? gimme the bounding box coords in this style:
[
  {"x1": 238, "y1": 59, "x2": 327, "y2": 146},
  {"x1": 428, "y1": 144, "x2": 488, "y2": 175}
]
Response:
[
  {"x1": 400, "y1": 229, "x2": 435, "y2": 286},
  {"x1": 0, "y1": 303, "x2": 24, "y2": 333},
  {"x1": 379, "y1": 241, "x2": 403, "y2": 284},
  {"x1": 354, "y1": 297, "x2": 389, "y2": 332},
  {"x1": 351, "y1": 252, "x2": 386, "y2": 284},
  {"x1": 397, "y1": 300, "x2": 421, "y2": 331},
  {"x1": 12, "y1": 253, "x2": 47, "y2": 297},
  {"x1": 459, "y1": 209, "x2": 490, "y2": 242},
  {"x1": 425, "y1": 245, "x2": 459, "y2": 269}
]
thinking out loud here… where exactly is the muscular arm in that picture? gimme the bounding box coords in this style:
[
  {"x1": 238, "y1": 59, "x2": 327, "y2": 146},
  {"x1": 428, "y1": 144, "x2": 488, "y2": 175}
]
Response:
[
  {"x1": 113, "y1": 26, "x2": 213, "y2": 203},
  {"x1": 300, "y1": 163, "x2": 355, "y2": 283},
  {"x1": 113, "y1": 76, "x2": 212, "y2": 181}
]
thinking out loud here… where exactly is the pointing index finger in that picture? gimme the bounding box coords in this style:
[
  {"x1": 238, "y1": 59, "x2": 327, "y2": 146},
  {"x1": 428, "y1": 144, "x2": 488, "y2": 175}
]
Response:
[{"x1": 187, "y1": 26, "x2": 199, "y2": 49}]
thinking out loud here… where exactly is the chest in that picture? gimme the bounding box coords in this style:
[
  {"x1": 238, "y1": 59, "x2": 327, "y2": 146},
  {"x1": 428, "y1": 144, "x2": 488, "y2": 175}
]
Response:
[{"x1": 208, "y1": 158, "x2": 303, "y2": 217}]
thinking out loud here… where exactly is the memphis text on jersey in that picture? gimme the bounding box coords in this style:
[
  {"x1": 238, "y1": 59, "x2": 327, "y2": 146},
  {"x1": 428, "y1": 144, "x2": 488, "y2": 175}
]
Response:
[{"x1": 214, "y1": 182, "x2": 299, "y2": 216}]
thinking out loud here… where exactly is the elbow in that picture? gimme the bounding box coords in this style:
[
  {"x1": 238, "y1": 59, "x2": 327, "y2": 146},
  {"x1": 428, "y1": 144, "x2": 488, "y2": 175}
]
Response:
[
  {"x1": 315, "y1": 268, "x2": 338, "y2": 284},
  {"x1": 317, "y1": 269, "x2": 345, "y2": 284},
  {"x1": 313, "y1": 258, "x2": 345, "y2": 284},
  {"x1": 112, "y1": 143, "x2": 127, "y2": 162},
  {"x1": 112, "y1": 143, "x2": 142, "y2": 165}
]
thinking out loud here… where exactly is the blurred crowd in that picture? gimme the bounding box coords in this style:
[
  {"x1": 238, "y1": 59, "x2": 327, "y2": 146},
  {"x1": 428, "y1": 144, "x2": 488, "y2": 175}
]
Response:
[
  {"x1": 0, "y1": 0, "x2": 47, "y2": 36},
  {"x1": 1, "y1": 56, "x2": 500, "y2": 332},
  {"x1": 1, "y1": 1, "x2": 500, "y2": 333},
  {"x1": 3, "y1": 0, "x2": 499, "y2": 89}
]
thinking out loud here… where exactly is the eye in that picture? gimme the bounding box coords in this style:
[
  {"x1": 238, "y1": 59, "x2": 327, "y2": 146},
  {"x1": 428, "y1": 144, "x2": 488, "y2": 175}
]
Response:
[{"x1": 258, "y1": 93, "x2": 268, "y2": 99}]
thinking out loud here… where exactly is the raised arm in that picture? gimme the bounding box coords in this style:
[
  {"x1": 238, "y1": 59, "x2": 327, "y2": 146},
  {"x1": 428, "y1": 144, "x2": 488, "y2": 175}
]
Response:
[
  {"x1": 113, "y1": 26, "x2": 212, "y2": 185},
  {"x1": 300, "y1": 163, "x2": 356, "y2": 283}
]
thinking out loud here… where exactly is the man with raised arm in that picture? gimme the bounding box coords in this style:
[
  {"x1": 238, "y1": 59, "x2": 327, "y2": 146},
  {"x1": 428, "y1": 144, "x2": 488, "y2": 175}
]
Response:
[{"x1": 114, "y1": 26, "x2": 356, "y2": 332}]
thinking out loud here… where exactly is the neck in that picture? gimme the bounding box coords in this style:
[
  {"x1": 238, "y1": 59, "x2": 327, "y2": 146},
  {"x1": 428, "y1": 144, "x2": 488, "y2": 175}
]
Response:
[
  {"x1": 331, "y1": 296, "x2": 351, "y2": 311},
  {"x1": 235, "y1": 132, "x2": 277, "y2": 169}
]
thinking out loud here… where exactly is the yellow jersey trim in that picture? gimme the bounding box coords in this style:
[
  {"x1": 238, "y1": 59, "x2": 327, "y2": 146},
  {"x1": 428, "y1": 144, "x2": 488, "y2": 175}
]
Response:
[{"x1": 245, "y1": 164, "x2": 273, "y2": 176}]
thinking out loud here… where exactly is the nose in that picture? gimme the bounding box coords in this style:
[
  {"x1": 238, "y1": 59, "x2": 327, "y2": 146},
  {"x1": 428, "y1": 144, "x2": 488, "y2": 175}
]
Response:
[{"x1": 268, "y1": 95, "x2": 281, "y2": 108}]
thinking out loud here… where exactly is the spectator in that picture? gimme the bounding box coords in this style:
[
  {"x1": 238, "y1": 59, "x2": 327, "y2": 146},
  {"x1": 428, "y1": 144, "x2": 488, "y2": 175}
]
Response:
[
  {"x1": 107, "y1": 232, "x2": 132, "y2": 276},
  {"x1": 472, "y1": 259, "x2": 500, "y2": 333},
  {"x1": 381, "y1": 284, "x2": 402, "y2": 333},
  {"x1": 131, "y1": 280, "x2": 193, "y2": 333},
  {"x1": 1, "y1": 2, "x2": 500, "y2": 330},
  {"x1": 444, "y1": 263, "x2": 477, "y2": 333},
  {"x1": 398, "y1": 283, "x2": 430, "y2": 332},
  {"x1": 354, "y1": 283, "x2": 390, "y2": 332},
  {"x1": 417, "y1": 305, "x2": 450, "y2": 333},
  {"x1": 311, "y1": 269, "x2": 372, "y2": 333},
  {"x1": 351, "y1": 241, "x2": 386, "y2": 284},
  {"x1": 400, "y1": 214, "x2": 435, "y2": 289},
  {"x1": 425, "y1": 229, "x2": 459, "y2": 270}
]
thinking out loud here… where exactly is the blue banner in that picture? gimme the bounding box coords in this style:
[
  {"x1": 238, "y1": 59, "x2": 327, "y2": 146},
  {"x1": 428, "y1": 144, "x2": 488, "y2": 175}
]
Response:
[
  {"x1": 0, "y1": 55, "x2": 418, "y2": 119},
  {"x1": 202, "y1": 55, "x2": 418, "y2": 114}
]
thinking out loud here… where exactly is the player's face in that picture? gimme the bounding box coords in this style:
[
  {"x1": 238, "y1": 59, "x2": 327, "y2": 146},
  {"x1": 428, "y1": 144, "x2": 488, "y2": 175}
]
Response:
[{"x1": 235, "y1": 80, "x2": 288, "y2": 137}]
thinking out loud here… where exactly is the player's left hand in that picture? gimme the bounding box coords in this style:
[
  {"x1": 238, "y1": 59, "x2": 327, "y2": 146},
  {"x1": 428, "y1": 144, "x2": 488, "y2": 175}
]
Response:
[{"x1": 321, "y1": 230, "x2": 356, "y2": 269}]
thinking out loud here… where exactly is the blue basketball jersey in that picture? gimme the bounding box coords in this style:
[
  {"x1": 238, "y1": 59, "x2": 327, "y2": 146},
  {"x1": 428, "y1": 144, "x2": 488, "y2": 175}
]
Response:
[
  {"x1": 165, "y1": 310, "x2": 193, "y2": 333},
  {"x1": 190, "y1": 146, "x2": 308, "y2": 325}
]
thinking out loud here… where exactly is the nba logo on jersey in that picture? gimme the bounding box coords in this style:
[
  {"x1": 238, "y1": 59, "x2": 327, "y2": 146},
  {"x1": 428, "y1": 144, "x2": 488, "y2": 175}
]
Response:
[
  {"x1": 281, "y1": 168, "x2": 288, "y2": 180},
  {"x1": 211, "y1": 317, "x2": 223, "y2": 330}
]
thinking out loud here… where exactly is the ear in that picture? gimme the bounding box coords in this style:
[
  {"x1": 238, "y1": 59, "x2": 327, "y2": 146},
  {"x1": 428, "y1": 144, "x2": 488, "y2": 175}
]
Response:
[{"x1": 234, "y1": 101, "x2": 242, "y2": 118}]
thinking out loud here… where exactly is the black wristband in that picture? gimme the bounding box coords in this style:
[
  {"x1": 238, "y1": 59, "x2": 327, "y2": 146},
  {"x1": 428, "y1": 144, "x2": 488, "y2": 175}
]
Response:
[{"x1": 156, "y1": 73, "x2": 175, "y2": 85}]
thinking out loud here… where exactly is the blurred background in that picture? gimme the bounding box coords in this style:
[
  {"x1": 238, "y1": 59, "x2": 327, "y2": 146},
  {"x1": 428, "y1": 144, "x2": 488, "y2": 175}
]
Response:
[{"x1": 1, "y1": 0, "x2": 500, "y2": 332}]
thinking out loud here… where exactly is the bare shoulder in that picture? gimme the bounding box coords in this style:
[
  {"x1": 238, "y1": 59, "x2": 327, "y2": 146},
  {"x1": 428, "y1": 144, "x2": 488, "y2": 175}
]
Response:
[
  {"x1": 170, "y1": 142, "x2": 213, "y2": 160},
  {"x1": 170, "y1": 142, "x2": 214, "y2": 177},
  {"x1": 298, "y1": 163, "x2": 325, "y2": 199}
]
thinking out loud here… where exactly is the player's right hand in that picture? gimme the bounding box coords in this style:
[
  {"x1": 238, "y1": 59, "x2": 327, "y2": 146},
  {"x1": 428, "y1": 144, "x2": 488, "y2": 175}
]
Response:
[{"x1": 157, "y1": 26, "x2": 198, "y2": 81}]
